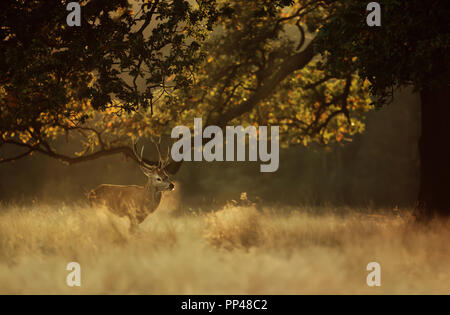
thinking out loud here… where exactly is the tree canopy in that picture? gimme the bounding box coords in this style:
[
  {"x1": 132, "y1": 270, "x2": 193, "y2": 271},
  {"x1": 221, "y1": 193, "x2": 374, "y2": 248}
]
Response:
[
  {"x1": 1, "y1": 0, "x2": 219, "y2": 163},
  {"x1": 315, "y1": 0, "x2": 449, "y2": 105},
  {"x1": 167, "y1": 0, "x2": 372, "y2": 146},
  {"x1": 0, "y1": 0, "x2": 374, "y2": 164}
]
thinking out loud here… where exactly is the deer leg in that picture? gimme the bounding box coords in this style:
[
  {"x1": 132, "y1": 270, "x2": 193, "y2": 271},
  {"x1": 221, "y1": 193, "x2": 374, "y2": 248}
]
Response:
[{"x1": 128, "y1": 215, "x2": 139, "y2": 234}]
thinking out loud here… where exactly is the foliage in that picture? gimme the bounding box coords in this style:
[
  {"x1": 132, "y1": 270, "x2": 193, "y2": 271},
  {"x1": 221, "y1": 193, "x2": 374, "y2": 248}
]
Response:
[
  {"x1": 166, "y1": 0, "x2": 372, "y2": 146},
  {"x1": 0, "y1": 0, "x2": 218, "y2": 163},
  {"x1": 0, "y1": 0, "x2": 373, "y2": 163},
  {"x1": 315, "y1": 0, "x2": 449, "y2": 106}
]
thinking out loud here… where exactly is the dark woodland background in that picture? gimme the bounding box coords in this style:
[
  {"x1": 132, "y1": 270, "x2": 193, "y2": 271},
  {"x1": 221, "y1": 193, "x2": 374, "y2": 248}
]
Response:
[{"x1": 0, "y1": 88, "x2": 420, "y2": 209}]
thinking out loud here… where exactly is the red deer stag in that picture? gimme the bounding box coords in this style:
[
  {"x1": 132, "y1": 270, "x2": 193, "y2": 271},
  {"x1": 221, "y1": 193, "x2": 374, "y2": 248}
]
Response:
[{"x1": 88, "y1": 140, "x2": 175, "y2": 231}]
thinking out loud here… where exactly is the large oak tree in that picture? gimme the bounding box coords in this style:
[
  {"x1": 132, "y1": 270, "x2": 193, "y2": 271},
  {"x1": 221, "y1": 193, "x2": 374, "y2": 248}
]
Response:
[{"x1": 315, "y1": 0, "x2": 449, "y2": 217}]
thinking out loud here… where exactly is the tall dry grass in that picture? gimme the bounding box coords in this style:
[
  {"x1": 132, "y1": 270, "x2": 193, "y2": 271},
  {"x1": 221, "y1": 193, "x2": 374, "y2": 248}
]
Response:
[{"x1": 0, "y1": 200, "x2": 449, "y2": 294}]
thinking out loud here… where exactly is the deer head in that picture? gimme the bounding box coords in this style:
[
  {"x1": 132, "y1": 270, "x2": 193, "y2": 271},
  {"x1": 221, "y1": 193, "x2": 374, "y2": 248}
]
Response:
[{"x1": 132, "y1": 139, "x2": 175, "y2": 192}]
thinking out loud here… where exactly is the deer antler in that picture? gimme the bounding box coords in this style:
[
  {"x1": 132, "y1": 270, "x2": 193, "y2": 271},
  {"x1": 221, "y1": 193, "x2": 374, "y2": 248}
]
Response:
[
  {"x1": 150, "y1": 136, "x2": 171, "y2": 170},
  {"x1": 164, "y1": 146, "x2": 170, "y2": 169},
  {"x1": 151, "y1": 137, "x2": 162, "y2": 168},
  {"x1": 132, "y1": 140, "x2": 156, "y2": 170},
  {"x1": 133, "y1": 138, "x2": 171, "y2": 170}
]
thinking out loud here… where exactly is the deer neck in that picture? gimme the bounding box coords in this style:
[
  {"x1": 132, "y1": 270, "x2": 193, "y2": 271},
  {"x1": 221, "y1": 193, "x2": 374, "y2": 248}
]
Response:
[{"x1": 144, "y1": 180, "x2": 162, "y2": 209}]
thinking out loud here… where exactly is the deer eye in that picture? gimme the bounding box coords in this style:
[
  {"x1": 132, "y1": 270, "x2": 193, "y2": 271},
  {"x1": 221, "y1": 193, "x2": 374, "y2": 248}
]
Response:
[{"x1": 156, "y1": 177, "x2": 162, "y2": 182}]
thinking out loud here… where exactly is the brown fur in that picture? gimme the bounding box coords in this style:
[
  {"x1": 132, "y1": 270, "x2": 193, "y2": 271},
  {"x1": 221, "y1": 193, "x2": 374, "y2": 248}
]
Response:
[{"x1": 88, "y1": 169, "x2": 173, "y2": 231}]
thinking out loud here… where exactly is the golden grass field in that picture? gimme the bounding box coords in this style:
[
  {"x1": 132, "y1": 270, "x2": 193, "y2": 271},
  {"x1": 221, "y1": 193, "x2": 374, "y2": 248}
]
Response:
[{"x1": 0, "y1": 195, "x2": 449, "y2": 294}]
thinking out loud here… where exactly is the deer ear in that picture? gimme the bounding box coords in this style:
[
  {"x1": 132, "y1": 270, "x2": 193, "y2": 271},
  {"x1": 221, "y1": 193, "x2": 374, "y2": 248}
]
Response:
[{"x1": 164, "y1": 161, "x2": 183, "y2": 175}]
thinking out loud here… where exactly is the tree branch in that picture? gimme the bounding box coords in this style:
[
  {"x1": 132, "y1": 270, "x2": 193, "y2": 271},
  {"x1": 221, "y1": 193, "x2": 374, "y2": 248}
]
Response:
[
  {"x1": 211, "y1": 40, "x2": 316, "y2": 127},
  {"x1": 0, "y1": 140, "x2": 158, "y2": 166},
  {"x1": 137, "y1": 0, "x2": 160, "y2": 35}
]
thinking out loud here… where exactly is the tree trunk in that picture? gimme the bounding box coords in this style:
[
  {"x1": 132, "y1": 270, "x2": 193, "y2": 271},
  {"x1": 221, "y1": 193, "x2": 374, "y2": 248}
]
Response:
[{"x1": 417, "y1": 81, "x2": 450, "y2": 218}]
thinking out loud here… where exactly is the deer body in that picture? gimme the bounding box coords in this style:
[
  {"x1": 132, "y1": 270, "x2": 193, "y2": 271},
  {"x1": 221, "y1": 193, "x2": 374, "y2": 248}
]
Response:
[
  {"x1": 88, "y1": 141, "x2": 175, "y2": 230},
  {"x1": 88, "y1": 183, "x2": 162, "y2": 224}
]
